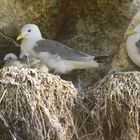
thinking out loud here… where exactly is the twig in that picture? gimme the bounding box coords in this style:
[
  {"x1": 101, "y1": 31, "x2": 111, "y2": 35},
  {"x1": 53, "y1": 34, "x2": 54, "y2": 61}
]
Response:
[
  {"x1": 0, "y1": 112, "x2": 16, "y2": 140},
  {"x1": 79, "y1": 127, "x2": 100, "y2": 140},
  {"x1": 0, "y1": 31, "x2": 20, "y2": 47},
  {"x1": 65, "y1": 107, "x2": 79, "y2": 139},
  {"x1": 0, "y1": 89, "x2": 7, "y2": 104}
]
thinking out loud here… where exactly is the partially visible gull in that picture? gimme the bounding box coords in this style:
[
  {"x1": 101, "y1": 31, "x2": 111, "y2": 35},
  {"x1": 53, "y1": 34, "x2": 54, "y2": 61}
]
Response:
[
  {"x1": 17, "y1": 24, "x2": 107, "y2": 74},
  {"x1": 3, "y1": 53, "x2": 24, "y2": 68},
  {"x1": 126, "y1": 24, "x2": 140, "y2": 67},
  {"x1": 20, "y1": 53, "x2": 49, "y2": 72}
]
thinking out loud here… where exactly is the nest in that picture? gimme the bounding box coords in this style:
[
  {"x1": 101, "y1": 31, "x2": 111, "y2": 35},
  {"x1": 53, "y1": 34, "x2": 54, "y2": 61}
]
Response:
[
  {"x1": 0, "y1": 67, "x2": 140, "y2": 140},
  {"x1": 75, "y1": 72, "x2": 140, "y2": 140},
  {"x1": 0, "y1": 67, "x2": 77, "y2": 140}
]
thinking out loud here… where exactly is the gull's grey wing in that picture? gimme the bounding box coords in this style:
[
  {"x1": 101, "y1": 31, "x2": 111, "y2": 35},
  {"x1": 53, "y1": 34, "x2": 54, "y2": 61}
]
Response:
[{"x1": 34, "y1": 39, "x2": 94, "y2": 61}]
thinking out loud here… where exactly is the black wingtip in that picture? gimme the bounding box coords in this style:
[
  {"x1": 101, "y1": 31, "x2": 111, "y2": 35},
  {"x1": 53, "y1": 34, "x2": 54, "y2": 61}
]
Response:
[{"x1": 94, "y1": 55, "x2": 109, "y2": 63}]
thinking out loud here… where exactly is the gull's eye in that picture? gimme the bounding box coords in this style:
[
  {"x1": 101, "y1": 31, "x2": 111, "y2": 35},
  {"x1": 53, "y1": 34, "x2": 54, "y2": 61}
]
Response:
[
  {"x1": 28, "y1": 29, "x2": 31, "y2": 32},
  {"x1": 9, "y1": 57, "x2": 12, "y2": 60},
  {"x1": 25, "y1": 54, "x2": 28, "y2": 58}
]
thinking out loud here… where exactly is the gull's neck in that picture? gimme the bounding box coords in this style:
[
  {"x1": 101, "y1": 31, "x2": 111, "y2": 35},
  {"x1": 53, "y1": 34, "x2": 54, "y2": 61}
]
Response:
[
  {"x1": 34, "y1": 34, "x2": 43, "y2": 41},
  {"x1": 127, "y1": 33, "x2": 140, "y2": 44}
]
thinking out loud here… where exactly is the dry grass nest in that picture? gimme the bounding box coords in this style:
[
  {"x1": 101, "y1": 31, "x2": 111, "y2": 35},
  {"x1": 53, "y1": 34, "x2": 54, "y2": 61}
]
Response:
[
  {"x1": 0, "y1": 67, "x2": 140, "y2": 140},
  {"x1": 75, "y1": 71, "x2": 140, "y2": 140},
  {"x1": 0, "y1": 67, "x2": 77, "y2": 140}
]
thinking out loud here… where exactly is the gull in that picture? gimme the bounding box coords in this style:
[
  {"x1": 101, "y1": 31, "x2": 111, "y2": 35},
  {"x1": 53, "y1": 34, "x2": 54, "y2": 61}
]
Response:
[
  {"x1": 126, "y1": 24, "x2": 140, "y2": 67},
  {"x1": 20, "y1": 53, "x2": 49, "y2": 73},
  {"x1": 17, "y1": 24, "x2": 108, "y2": 74},
  {"x1": 3, "y1": 53, "x2": 24, "y2": 68}
]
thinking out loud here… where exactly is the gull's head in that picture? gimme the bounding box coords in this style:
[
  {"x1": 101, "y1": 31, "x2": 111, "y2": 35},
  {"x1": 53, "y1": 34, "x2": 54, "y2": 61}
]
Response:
[
  {"x1": 17, "y1": 24, "x2": 42, "y2": 40},
  {"x1": 126, "y1": 24, "x2": 140, "y2": 36},
  {"x1": 19, "y1": 53, "x2": 29, "y2": 62},
  {"x1": 133, "y1": 24, "x2": 140, "y2": 33},
  {"x1": 4, "y1": 53, "x2": 18, "y2": 62}
]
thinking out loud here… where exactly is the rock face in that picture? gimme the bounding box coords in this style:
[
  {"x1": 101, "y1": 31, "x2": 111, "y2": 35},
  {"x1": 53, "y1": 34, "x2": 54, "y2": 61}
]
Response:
[{"x1": 0, "y1": 0, "x2": 140, "y2": 87}]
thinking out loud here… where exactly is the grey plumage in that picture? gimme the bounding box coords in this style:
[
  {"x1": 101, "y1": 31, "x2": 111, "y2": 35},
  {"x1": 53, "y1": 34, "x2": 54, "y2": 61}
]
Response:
[
  {"x1": 34, "y1": 39, "x2": 94, "y2": 61},
  {"x1": 3, "y1": 53, "x2": 25, "y2": 68},
  {"x1": 33, "y1": 39, "x2": 108, "y2": 73},
  {"x1": 20, "y1": 53, "x2": 49, "y2": 72}
]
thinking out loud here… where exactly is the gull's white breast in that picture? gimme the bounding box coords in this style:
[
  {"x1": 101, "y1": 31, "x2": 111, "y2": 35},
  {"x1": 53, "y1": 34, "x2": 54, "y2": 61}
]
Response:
[{"x1": 20, "y1": 39, "x2": 36, "y2": 56}]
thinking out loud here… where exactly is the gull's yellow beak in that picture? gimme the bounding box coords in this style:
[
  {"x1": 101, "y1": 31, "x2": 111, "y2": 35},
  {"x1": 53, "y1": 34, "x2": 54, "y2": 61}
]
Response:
[
  {"x1": 17, "y1": 34, "x2": 25, "y2": 40},
  {"x1": 125, "y1": 29, "x2": 136, "y2": 36}
]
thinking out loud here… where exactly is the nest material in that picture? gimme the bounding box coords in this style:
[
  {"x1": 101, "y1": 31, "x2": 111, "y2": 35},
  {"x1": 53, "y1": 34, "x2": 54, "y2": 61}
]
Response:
[
  {"x1": 0, "y1": 67, "x2": 77, "y2": 140},
  {"x1": 75, "y1": 72, "x2": 140, "y2": 140},
  {"x1": 0, "y1": 67, "x2": 140, "y2": 140}
]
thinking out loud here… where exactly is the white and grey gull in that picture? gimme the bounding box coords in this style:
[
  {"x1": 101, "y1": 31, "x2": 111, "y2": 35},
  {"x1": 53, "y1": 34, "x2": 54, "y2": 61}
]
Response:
[{"x1": 17, "y1": 24, "x2": 108, "y2": 74}]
